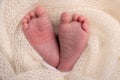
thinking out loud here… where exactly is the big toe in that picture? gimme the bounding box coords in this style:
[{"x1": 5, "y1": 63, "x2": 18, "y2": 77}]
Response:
[
  {"x1": 35, "y1": 6, "x2": 47, "y2": 17},
  {"x1": 60, "y1": 12, "x2": 71, "y2": 24}
]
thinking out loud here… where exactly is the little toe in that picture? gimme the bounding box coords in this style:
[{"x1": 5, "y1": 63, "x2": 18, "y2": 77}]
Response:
[
  {"x1": 82, "y1": 23, "x2": 88, "y2": 32},
  {"x1": 22, "y1": 23, "x2": 29, "y2": 32},
  {"x1": 82, "y1": 19, "x2": 89, "y2": 32},
  {"x1": 83, "y1": 19, "x2": 89, "y2": 25},
  {"x1": 60, "y1": 12, "x2": 71, "y2": 24},
  {"x1": 35, "y1": 6, "x2": 47, "y2": 17},
  {"x1": 72, "y1": 13, "x2": 79, "y2": 21}
]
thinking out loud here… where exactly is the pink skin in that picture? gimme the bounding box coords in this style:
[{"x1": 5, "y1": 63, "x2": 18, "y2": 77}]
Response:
[
  {"x1": 22, "y1": 6, "x2": 89, "y2": 72},
  {"x1": 57, "y1": 12, "x2": 89, "y2": 71},
  {"x1": 22, "y1": 6, "x2": 59, "y2": 67}
]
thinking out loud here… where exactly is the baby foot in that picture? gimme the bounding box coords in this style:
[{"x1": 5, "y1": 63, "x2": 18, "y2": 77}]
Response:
[
  {"x1": 22, "y1": 6, "x2": 59, "y2": 67},
  {"x1": 57, "y1": 12, "x2": 89, "y2": 71}
]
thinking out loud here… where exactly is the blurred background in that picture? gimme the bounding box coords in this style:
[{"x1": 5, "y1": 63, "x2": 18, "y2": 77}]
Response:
[
  {"x1": 0, "y1": 0, "x2": 119, "y2": 22},
  {"x1": 102, "y1": 0, "x2": 120, "y2": 22}
]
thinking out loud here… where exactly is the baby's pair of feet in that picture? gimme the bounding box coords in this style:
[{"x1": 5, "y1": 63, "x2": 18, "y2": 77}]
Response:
[{"x1": 22, "y1": 6, "x2": 89, "y2": 72}]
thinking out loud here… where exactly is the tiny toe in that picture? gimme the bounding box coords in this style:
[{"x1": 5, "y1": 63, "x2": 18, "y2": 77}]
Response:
[
  {"x1": 22, "y1": 18, "x2": 27, "y2": 24},
  {"x1": 60, "y1": 12, "x2": 71, "y2": 24},
  {"x1": 29, "y1": 10, "x2": 36, "y2": 18},
  {"x1": 24, "y1": 14, "x2": 31, "y2": 22},
  {"x1": 35, "y1": 6, "x2": 47, "y2": 17},
  {"x1": 22, "y1": 23, "x2": 29, "y2": 32},
  {"x1": 78, "y1": 15, "x2": 85, "y2": 22},
  {"x1": 82, "y1": 23, "x2": 89, "y2": 32},
  {"x1": 73, "y1": 14, "x2": 79, "y2": 21},
  {"x1": 83, "y1": 19, "x2": 89, "y2": 25}
]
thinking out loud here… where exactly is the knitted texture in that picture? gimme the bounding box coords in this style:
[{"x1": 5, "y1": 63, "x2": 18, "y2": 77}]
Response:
[{"x1": 0, "y1": 0, "x2": 120, "y2": 80}]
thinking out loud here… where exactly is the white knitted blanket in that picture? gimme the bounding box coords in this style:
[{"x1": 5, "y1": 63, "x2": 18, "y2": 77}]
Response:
[{"x1": 0, "y1": 0, "x2": 120, "y2": 80}]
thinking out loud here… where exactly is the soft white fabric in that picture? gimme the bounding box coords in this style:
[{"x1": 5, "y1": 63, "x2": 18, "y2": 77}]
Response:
[{"x1": 0, "y1": 0, "x2": 120, "y2": 80}]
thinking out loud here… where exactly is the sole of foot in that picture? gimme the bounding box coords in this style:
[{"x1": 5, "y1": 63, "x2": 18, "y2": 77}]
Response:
[
  {"x1": 57, "y1": 12, "x2": 89, "y2": 72},
  {"x1": 22, "y1": 6, "x2": 59, "y2": 67}
]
